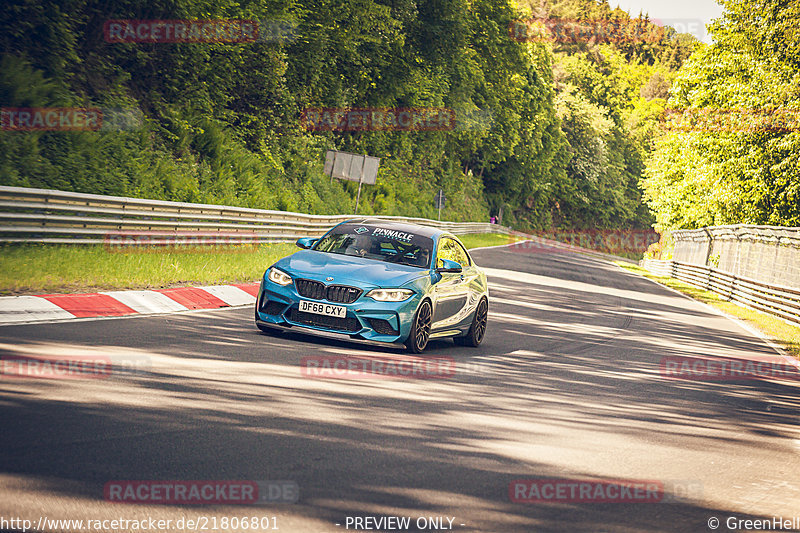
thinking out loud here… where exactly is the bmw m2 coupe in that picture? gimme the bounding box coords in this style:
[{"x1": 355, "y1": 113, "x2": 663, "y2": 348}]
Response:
[{"x1": 255, "y1": 219, "x2": 489, "y2": 352}]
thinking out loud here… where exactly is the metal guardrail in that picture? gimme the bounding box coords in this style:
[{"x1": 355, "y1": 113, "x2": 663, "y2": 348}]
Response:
[
  {"x1": 0, "y1": 186, "x2": 509, "y2": 244},
  {"x1": 672, "y1": 224, "x2": 800, "y2": 289},
  {"x1": 640, "y1": 258, "x2": 800, "y2": 326}
]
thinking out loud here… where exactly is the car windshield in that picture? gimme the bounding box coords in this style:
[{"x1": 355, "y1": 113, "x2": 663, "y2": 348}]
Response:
[{"x1": 313, "y1": 224, "x2": 433, "y2": 268}]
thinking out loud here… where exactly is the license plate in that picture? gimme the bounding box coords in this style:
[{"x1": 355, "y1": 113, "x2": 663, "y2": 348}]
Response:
[{"x1": 298, "y1": 300, "x2": 347, "y2": 318}]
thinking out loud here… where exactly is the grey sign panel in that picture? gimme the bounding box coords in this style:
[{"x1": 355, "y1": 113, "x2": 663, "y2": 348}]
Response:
[
  {"x1": 361, "y1": 156, "x2": 380, "y2": 185},
  {"x1": 332, "y1": 152, "x2": 354, "y2": 181},
  {"x1": 324, "y1": 150, "x2": 336, "y2": 176},
  {"x1": 348, "y1": 155, "x2": 363, "y2": 183},
  {"x1": 324, "y1": 150, "x2": 380, "y2": 184}
]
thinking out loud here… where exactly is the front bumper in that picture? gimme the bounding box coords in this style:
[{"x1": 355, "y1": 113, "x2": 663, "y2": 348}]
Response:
[{"x1": 255, "y1": 276, "x2": 421, "y2": 344}]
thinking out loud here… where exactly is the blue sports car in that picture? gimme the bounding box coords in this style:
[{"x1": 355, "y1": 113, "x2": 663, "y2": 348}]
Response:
[{"x1": 255, "y1": 219, "x2": 489, "y2": 352}]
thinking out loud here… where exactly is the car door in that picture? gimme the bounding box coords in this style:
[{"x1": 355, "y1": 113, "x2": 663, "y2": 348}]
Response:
[{"x1": 431, "y1": 237, "x2": 471, "y2": 329}]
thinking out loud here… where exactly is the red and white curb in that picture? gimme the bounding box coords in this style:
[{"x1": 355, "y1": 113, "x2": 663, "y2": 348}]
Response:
[{"x1": 0, "y1": 283, "x2": 259, "y2": 325}]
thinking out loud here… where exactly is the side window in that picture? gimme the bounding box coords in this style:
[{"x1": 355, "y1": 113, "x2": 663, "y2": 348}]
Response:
[
  {"x1": 436, "y1": 239, "x2": 452, "y2": 268},
  {"x1": 453, "y1": 241, "x2": 471, "y2": 266},
  {"x1": 436, "y1": 238, "x2": 469, "y2": 268}
]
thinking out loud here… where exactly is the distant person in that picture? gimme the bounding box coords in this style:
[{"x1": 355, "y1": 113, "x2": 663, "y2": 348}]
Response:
[{"x1": 490, "y1": 216, "x2": 497, "y2": 224}]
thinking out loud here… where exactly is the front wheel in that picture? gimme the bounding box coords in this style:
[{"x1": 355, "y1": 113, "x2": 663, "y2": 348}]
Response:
[
  {"x1": 405, "y1": 300, "x2": 432, "y2": 353},
  {"x1": 454, "y1": 298, "x2": 488, "y2": 347}
]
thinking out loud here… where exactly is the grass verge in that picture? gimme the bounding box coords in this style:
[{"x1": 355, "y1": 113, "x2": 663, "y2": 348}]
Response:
[
  {"x1": 458, "y1": 232, "x2": 523, "y2": 249},
  {"x1": 615, "y1": 262, "x2": 800, "y2": 359},
  {"x1": 0, "y1": 243, "x2": 297, "y2": 296},
  {"x1": 0, "y1": 232, "x2": 519, "y2": 296}
]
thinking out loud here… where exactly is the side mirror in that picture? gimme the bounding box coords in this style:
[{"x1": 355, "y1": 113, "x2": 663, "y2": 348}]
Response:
[
  {"x1": 437, "y1": 259, "x2": 463, "y2": 273},
  {"x1": 296, "y1": 237, "x2": 317, "y2": 249}
]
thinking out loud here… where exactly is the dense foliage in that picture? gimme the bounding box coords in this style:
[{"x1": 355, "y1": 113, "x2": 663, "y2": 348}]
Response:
[
  {"x1": 0, "y1": 0, "x2": 694, "y2": 229},
  {"x1": 642, "y1": 0, "x2": 800, "y2": 230}
]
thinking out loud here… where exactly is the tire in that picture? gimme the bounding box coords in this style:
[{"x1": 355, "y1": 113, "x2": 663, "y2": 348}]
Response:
[
  {"x1": 454, "y1": 297, "x2": 488, "y2": 347},
  {"x1": 405, "y1": 300, "x2": 432, "y2": 353}
]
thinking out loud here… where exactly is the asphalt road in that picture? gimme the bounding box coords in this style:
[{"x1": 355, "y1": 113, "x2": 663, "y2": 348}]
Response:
[{"x1": 1, "y1": 245, "x2": 799, "y2": 533}]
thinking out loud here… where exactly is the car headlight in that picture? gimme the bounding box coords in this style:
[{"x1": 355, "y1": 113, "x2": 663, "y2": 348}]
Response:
[
  {"x1": 267, "y1": 267, "x2": 293, "y2": 286},
  {"x1": 366, "y1": 288, "x2": 414, "y2": 302}
]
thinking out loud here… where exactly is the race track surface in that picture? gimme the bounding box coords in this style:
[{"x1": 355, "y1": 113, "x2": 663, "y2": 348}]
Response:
[{"x1": 2, "y1": 246, "x2": 799, "y2": 532}]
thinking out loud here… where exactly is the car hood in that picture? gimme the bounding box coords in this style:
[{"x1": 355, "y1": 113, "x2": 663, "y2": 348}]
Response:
[{"x1": 274, "y1": 250, "x2": 427, "y2": 288}]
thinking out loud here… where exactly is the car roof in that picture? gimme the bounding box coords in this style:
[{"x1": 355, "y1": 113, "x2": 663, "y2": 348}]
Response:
[{"x1": 340, "y1": 218, "x2": 445, "y2": 239}]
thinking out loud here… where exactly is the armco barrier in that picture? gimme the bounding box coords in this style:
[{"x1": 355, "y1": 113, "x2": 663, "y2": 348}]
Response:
[
  {"x1": 651, "y1": 224, "x2": 800, "y2": 326},
  {"x1": 640, "y1": 258, "x2": 800, "y2": 326},
  {"x1": 0, "y1": 186, "x2": 508, "y2": 244},
  {"x1": 672, "y1": 225, "x2": 800, "y2": 289}
]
